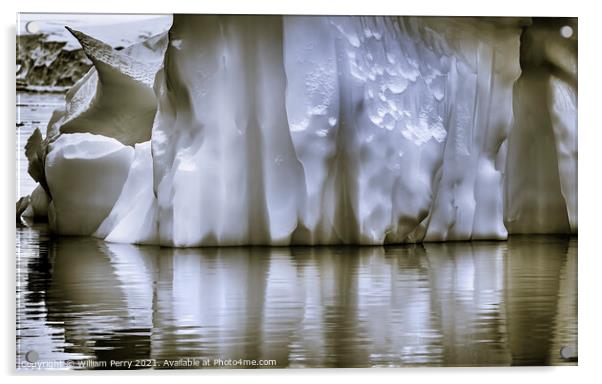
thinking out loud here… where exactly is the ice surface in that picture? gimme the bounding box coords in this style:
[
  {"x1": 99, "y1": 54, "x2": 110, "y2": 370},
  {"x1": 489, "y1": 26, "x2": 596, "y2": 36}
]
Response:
[
  {"x1": 94, "y1": 141, "x2": 158, "y2": 244},
  {"x1": 19, "y1": 16, "x2": 578, "y2": 246},
  {"x1": 505, "y1": 18, "x2": 578, "y2": 234},
  {"x1": 48, "y1": 28, "x2": 168, "y2": 146},
  {"x1": 45, "y1": 133, "x2": 134, "y2": 235},
  {"x1": 22, "y1": 184, "x2": 48, "y2": 218}
]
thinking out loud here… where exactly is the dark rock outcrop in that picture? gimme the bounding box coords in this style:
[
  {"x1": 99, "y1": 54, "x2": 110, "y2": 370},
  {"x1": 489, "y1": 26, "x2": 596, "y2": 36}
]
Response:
[{"x1": 16, "y1": 33, "x2": 92, "y2": 90}]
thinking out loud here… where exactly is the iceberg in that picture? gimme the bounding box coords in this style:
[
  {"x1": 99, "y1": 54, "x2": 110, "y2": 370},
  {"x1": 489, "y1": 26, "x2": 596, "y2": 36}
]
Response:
[
  {"x1": 45, "y1": 133, "x2": 134, "y2": 235},
  {"x1": 17, "y1": 15, "x2": 578, "y2": 246},
  {"x1": 93, "y1": 141, "x2": 158, "y2": 244},
  {"x1": 505, "y1": 18, "x2": 578, "y2": 234}
]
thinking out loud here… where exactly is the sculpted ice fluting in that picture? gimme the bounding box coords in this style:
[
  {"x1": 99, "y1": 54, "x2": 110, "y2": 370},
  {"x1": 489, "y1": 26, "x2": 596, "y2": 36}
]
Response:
[{"x1": 18, "y1": 15, "x2": 578, "y2": 246}]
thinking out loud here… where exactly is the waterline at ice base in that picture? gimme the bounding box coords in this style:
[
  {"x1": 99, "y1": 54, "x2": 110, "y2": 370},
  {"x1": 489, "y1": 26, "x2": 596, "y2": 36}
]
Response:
[{"x1": 17, "y1": 15, "x2": 577, "y2": 247}]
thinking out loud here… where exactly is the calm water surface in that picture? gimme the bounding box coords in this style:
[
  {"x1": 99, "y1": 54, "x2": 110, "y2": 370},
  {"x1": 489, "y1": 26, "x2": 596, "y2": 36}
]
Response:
[
  {"x1": 16, "y1": 92, "x2": 65, "y2": 199},
  {"x1": 16, "y1": 225, "x2": 577, "y2": 369},
  {"x1": 15, "y1": 92, "x2": 577, "y2": 369}
]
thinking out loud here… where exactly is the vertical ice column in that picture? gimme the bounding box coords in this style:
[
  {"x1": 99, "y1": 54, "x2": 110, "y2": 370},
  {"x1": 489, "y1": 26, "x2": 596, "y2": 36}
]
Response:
[
  {"x1": 424, "y1": 18, "x2": 522, "y2": 241},
  {"x1": 505, "y1": 18, "x2": 577, "y2": 234},
  {"x1": 152, "y1": 15, "x2": 306, "y2": 246},
  {"x1": 283, "y1": 16, "x2": 342, "y2": 244},
  {"x1": 328, "y1": 17, "x2": 451, "y2": 244}
]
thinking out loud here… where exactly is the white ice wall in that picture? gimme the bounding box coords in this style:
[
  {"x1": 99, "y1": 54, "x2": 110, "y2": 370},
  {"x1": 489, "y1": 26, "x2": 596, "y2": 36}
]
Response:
[
  {"x1": 25, "y1": 15, "x2": 578, "y2": 246},
  {"x1": 152, "y1": 15, "x2": 306, "y2": 246},
  {"x1": 283, "y1": 17, "x2": 522, "y2": 244}
]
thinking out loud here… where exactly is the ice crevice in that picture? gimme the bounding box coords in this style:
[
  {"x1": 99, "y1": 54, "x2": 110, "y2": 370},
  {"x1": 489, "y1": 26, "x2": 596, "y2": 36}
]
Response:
[{"x1": 18, "y1": 16, "x2": 578, "y2": 246}]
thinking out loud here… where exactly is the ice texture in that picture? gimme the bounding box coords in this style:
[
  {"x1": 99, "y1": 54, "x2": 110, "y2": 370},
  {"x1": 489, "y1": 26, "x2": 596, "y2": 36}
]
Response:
[
  {"x1": 45, "y1": 133, "x2": 134, "y2": 235},
  {"x1": 93, "y1": 141, "x2": 158, "y2": 244},
  {"x1": 505, "y1": 18, "x2": 578, "y2": 234},
  {"x1": 50, "y1": 28, "x2": 168, "y2": 146},
  {"x1": 19, "y1": 16, "x2": 578, "y2": 246}
]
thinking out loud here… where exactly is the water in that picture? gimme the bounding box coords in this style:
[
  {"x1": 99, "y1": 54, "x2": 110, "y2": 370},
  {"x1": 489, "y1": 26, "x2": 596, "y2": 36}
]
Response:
[
  {"x1": 15, "y1": 92, "x2": 578, "y2": 369},
  {"x1": 16, "y1": 225, "x2": 577, "y2": 369},
  {"x1": 16, "y1": 92, "x2": 65, "y2": 199}
]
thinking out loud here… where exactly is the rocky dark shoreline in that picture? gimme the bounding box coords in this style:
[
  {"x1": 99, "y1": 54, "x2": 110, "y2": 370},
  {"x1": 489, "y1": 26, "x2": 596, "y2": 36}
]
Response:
[{"x1": 17, "y1": 33, "x2": 92, "y2": 90}]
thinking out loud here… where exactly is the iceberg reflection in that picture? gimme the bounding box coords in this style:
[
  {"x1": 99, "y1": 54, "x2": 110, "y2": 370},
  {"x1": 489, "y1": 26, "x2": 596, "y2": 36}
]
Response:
[{"x1": 17, "y1": 226, "x2": 577, "y2": 368}]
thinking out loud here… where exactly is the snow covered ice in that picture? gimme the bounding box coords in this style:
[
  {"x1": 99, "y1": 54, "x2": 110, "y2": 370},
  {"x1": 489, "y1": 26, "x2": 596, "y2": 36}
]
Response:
[{"x1": 18, "y1": 15, "x2": 578, "y2": 246}]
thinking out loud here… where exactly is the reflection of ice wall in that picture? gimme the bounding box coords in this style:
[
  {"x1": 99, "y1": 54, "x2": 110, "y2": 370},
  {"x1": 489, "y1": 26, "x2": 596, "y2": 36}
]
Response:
[
  {"x1": 39, "y1": 237, "x2": 576, "y2": 366},
  {"x1": 21, "y1": 15, "x2": 578, "y2": 246}
]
